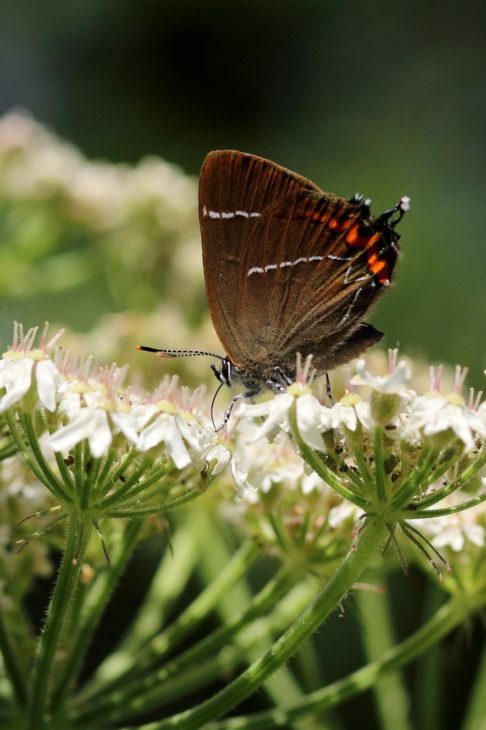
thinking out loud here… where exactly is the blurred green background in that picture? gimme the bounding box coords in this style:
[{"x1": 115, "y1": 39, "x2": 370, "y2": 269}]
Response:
[{"x1": 0, "y1": 0, "x2": 484, "y2": 384}]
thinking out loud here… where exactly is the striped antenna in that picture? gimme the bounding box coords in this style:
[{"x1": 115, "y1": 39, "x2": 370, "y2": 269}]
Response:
[{"x1": 136, "y1": 345, "x2": 225, "y2": 361}]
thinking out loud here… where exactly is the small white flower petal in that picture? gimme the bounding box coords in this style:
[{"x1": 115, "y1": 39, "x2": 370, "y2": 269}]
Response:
[
  {"x1": 0, "y1": 358, "x2": 34, "y2": 412},
  {"x1": 138, "y1": 413, "x2": 191, "y2": 469},
  {"x1": 111, "y1": 404, "x2": 158, "y2": 445},
  {"x1": 49, "y1": 408, "x2": 100, "y2": 453},
  {"x1": 241, "y1": 394, "x2": 294, "y2": 443},
  {"x1": 296, "y1": 394, "x2": 326, "y2": 450},
  {"x1": 352, "y1": 359, "x2": 411, "y2": 394},
  {"x1": 58, "y1": 391, "x2": 83, "y2": 419},
  {"x1": 330, "y1": 403, "x2": 357, "y2": 431},
  {"x1": 301, "y1": 471, "x2": 325, "y2": 494},
  {"x1": 205, "y1": 443, "x2": 231, "y2": 475},
  {"x1": 230, "y1": 457, "x2": 251, "y2": 498},
  {"x1": 36, "y1": 359, "x2": 61, "y2": 412},
  {"x1": 88, "y1": 410, "x2": 113, "y2": 457},
  {"x1": 329, "y1": 501, "x2": 357, "y2": 528}
]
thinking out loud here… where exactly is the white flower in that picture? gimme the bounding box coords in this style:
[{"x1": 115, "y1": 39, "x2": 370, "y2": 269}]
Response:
[
  {"x1": 236, "y1": 393, "x2": 294, "y2": 441},
  {"x1": 407, "y1": 395, "x2": 485, "y2": 451},
  {"x1": 328, "y1": 501, "x2": 359, "y2": 528},
  {"x1": 351, "y1": 349, "x2": 412, "y2": 396},
  {"x1": 416, "y1": 492, "x2": 486, "y2": 552},
  {"x1": 205, "y1": 443, "x2": 232, "y2": 476},
  {"x1": 236, "y1": 390, "x2": 327, "y2": 450},
  {"x1": 137, "y1": 412, "x2": 192, "y2": 468},
  {"x1": 49, "y1": 408, "x2": 112, "y2": 458},
  {"x1": 0, "y1": 358, "x2": 34, "y2": 412},
  {"x1": 111, "y1": 403, "x2": 159, "y2": 444},
  {"x1": 324, "y1": 392, "x2": 372, "y2": 432},
  {"x1": 0, "y1": 323, "x2": 63, "y2": 413}
]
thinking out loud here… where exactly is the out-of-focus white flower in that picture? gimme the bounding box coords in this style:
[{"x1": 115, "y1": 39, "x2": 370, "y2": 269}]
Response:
[
  {"x1": 328, "y1": 500, "x2": 359, "y2": 528},
  {"x1": 403, "y1": 366, "x2": 486, "y2": 451},
  {"x1": 351, "y1": 349, "x2": 412, "y2": 396},
  {"x1": 416, "y1": 491, "x2": 486, "y2": 552},
  {"x1": 0, "y1": 323, "x2": 63, "y2": 413}
]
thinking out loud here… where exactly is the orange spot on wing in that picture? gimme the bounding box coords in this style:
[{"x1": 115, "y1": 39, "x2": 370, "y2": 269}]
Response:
[{"x1": 346, "y1": 227, "x2": 381, "y2": 249}]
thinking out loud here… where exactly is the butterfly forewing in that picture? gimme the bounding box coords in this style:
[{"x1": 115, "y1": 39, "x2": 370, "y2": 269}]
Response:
[
  {"x1": 199, "y1": 150, "x2": 401, "y2": 378},
  {"x1": 199, "y1": 150, "x2": 321, "y2": 366}
]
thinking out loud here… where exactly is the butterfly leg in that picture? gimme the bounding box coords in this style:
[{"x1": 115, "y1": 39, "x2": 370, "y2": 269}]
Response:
[
  {"x1": 266, "y1": 378, "x2": 287, "y2": 394},
  {"x1": 272, "y1": 366, "x2": 293, "y2": 386},
  {"x1": 325, "y1": 372, "x2": 334, "y2": 405},
  {"x1": 218, "y1": 388, "x2": 260, "y2": 431}
]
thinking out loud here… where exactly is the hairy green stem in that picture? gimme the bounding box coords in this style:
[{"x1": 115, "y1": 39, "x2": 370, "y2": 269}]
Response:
[
  {"x1": 210, "y1": 596, "x2": 474, "y2": 729},
  {"x1": 49, "y1": 519, "x2": 144, "y2": 715},
  {"x1": 76, "y1": 565, "x2": 295, "y2": 725},
  {"x1": 117, "y1": 516, "x2": 388, "y2": 730},
  {"x1": 27, "y1": 514, "x2": 91, "y2": 730},
  {"x1": 0, "y1": 606, "x2": 27, "y2": 707}
]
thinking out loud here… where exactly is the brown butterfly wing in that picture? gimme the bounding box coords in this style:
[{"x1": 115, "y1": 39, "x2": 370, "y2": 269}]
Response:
[
  {"x1": 199, "y1": 150, "x2": 321, "y2": 366},
  {"x1": 199, "y1": 150, "x2": 400, "y2": 377},
  {"x1": 251, "y1": 189, "x2": 400, "y2": 374}
]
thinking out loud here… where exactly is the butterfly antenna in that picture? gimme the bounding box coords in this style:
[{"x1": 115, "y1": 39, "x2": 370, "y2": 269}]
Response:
[
  {"x1": 136, "y1": 346, "x2": 226, "y2": 361},
  {"x1": 210, "y1": 381, "x2": 225, "y2": 431}
]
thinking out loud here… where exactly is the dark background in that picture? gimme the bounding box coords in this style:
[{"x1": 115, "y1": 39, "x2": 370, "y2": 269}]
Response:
[{"x1": 0, "y1": 1, "x2": 485, "y2": 383}]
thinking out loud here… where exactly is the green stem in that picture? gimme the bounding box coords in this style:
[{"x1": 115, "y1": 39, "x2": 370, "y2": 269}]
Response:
[
  {"x1": 21, "y1": 411, "x2": 72, "y2": 502},
  {"x1": 417, "y1": 449, "x2": 486, "y2": 510},
  {"x1": 373, "y1": 426, "x2": 387, "y2": 503},
  {"x1": 81, "y1": 516, "x2": 206, "y2": 698},
  {"x1": 75, "y1": 566, "x2": 294, "y2": 725},
  {"x1": 298, "y1": 440, "x2": 368, "y2": 509},
  {"x1": 210, "y1": 597, "x2": 474, "y2": 730},
  {"x1": 0, "y1": 605, "x2": 27, "y2": 707},
  {"x1": 462, "y1": 634, "x2": 486, "y2": 730},
  {"x1": 27, "y1": 514, "x2": 91, "y2": 730},
  {"x1": 392, "y1": 445, "x2": 439, "y2": 510},
  {"x1": 74, "y1": 442, "x2": 84, "y2": 492},
  {"x1": 415, "y1": 582, "x2": 443, "y2": 730},
  {"x1": 93, "y1": 448, "x2": 117, "y2": 497},
  {"x1": 120, "y1": 516, "x2": 388, "y2": 730},
  {"x1": 0, "y1": 441, "x2": 17, "y2": 459},
  {"x1": 96, "y1": 448, "x2": 139, "y2": 498},
  {"x1": 49, "y1": 519, "x2": 144, "y2": 715},
  {"x1": 106, "y1": 481, "x2": 211, "y2": 517},
  {"x1": 5, "y1": 410, "x2": 70, "y2": 502},
  {"x1": 97, "y1": 454, "x2": 152, "y2": 508},
  {"x1": 410, "y1": 489, "x2": 486, "y2": 519},
  {"x1": 357, "y1": 578, "x2": 412, "y2": 730}
]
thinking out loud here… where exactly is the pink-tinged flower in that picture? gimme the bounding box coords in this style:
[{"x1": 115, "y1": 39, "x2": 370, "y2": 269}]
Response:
[
  {"x1": 351, "y1": 349, "x2": 413, "y2": 397},
  {"x1": 403, "y1": 366, "x2": 486, "y2": 451},
  {"x1": 0, "y1": 323, "x2": 63, "y2": 413}
]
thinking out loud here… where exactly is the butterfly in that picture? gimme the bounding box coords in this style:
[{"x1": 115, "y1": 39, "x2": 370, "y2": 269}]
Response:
[{"x1": 139, "y1": 150, "x2": 409, "y2": 427}]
